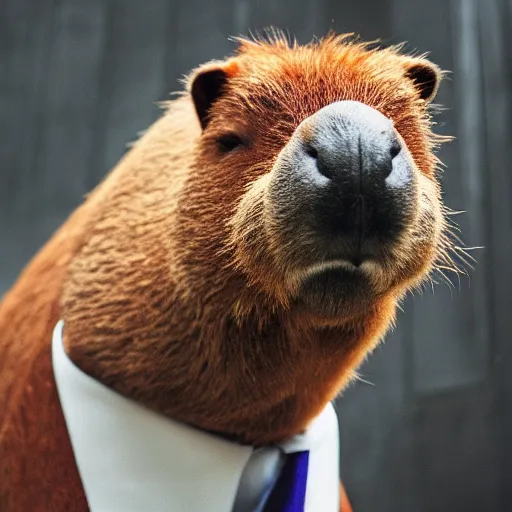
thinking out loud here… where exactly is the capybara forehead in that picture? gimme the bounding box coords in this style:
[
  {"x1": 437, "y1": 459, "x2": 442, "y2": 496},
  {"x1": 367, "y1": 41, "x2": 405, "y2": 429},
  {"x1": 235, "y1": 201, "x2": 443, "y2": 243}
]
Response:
[
  {"x1": 206, "y1": 34, "x2": 442, "y2": 176},
  {"x1": 234, "y1": 37, "x2": 412, "y2": 113}
]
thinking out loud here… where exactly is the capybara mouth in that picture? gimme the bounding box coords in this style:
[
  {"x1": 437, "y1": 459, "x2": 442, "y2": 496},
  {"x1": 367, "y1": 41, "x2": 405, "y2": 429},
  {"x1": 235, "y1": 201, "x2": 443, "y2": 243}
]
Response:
[
  {"x1": 288, "y1": 256, "x2": 386, "y2": 314},
  {"x1": 293, "y1": 265, "x2": 377, "y2": 317}
]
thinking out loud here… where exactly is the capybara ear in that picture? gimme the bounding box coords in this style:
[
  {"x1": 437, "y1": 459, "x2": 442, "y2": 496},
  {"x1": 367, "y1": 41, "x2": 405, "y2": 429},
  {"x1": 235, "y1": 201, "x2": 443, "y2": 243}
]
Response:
[
  {"x1": 189, "y1": 59, "x2": 240, "y2": 129},
  {"x1": 403, "y1": 58, "x2": 442, "y2": 102}
]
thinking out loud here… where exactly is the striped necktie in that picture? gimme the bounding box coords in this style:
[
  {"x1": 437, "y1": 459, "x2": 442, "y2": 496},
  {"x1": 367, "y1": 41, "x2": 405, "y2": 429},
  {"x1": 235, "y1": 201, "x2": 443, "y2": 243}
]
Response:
[{"x1": 263, "y1": 451, "x2": 310, "y2": 512}]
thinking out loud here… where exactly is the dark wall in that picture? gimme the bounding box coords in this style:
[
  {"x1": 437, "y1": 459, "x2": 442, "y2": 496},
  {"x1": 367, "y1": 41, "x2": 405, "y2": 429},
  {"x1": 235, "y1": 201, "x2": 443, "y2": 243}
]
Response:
[{"x1": 1, "y1": 1, "x2": 511, "y2": 510}]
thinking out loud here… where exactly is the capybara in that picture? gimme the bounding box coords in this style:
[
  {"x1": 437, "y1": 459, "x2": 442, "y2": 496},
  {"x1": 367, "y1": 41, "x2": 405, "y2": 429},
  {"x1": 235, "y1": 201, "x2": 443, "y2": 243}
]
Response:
[{"x1": 0, "y1": 32, "x2": 455, "y2": 511}]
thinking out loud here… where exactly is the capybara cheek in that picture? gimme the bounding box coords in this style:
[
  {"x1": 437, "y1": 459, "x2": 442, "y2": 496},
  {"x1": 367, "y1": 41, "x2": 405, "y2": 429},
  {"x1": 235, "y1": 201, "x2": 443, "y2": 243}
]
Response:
[
  {"x1": 382, "y1": 174, "x2": 444, "y2": 292},
  {"x1": 228, "y1": 173, "x2": 290, "y2": 301}
]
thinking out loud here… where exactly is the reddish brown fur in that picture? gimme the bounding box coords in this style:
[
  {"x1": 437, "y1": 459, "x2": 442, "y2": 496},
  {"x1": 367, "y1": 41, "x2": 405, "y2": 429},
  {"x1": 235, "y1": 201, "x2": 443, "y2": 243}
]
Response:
[{"x1": 0, "y1": 34, "x2": 449, "y2": 510}]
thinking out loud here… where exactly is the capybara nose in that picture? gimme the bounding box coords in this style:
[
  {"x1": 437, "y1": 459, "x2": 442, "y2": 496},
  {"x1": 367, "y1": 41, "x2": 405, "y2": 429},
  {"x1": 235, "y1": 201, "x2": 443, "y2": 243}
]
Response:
[
  {"x1": 269, "y1": 101, "x2": 417, "y2": 265},
  {"x1": 301, "y1": 101, "x2": 415, "y2": 256},
  {"x1": 304, "y1": 101, "x2": 402, "y2": 186}
]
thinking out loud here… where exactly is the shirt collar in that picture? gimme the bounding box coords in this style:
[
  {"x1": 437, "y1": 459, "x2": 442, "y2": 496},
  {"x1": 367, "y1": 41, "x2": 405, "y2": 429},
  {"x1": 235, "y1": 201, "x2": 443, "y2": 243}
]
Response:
[{"x1": 52, "y1": 320, "x2": 339, "y2": 512}]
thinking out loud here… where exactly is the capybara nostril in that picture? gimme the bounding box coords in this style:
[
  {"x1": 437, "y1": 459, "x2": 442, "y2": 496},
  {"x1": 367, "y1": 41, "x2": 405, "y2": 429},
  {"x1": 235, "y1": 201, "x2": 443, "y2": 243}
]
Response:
[
  {"x1": 305, "y1": 145, "x2": 319, "y2": 160},
  {"x1": 390, "y1": 137, "x2": 402, "y2": 160}
]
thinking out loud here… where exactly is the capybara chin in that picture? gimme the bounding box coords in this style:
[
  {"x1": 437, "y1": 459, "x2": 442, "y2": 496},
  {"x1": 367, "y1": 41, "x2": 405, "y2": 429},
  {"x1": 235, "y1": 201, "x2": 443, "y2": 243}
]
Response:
[{"x1": 0, "y1": 35, "x2": 454, "y2": 506}]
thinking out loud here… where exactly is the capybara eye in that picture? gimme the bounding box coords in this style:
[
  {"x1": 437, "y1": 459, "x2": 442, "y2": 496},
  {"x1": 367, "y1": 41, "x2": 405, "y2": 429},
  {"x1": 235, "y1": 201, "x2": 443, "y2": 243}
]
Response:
[{"x1": 216, "y1": 133, "x2": 244, "y2": 153}]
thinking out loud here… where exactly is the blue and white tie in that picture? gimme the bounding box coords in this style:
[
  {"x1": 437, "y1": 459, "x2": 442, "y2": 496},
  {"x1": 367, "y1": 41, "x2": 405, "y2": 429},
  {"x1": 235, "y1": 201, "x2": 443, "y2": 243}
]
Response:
[{"x1": 263, "y1": 451, "x2": 309, "y2": 511}]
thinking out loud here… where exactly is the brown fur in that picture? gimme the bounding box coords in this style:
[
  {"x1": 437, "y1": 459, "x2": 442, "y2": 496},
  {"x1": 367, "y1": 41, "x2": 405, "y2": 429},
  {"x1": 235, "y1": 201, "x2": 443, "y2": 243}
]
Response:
[{"x1": 0, "y1": 34, "x2": 451, "y2": 510}]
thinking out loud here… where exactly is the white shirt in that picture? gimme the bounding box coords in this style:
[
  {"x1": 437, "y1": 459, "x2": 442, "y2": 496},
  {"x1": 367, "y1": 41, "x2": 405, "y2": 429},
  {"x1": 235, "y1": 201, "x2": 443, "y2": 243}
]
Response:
[{"x1": 52, "y1": 321, "x2": 340, "y2": 511}]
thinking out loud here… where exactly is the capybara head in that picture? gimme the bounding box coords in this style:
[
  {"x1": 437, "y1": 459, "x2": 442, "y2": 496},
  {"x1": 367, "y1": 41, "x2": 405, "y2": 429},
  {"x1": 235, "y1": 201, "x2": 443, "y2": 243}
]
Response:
[{"x1": 63, "y1": 33, "x2": 454, "y2": 444}]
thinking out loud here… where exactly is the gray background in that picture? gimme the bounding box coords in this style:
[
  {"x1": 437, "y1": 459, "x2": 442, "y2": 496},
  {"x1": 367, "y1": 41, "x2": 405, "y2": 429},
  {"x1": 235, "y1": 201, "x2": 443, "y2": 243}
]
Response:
[{"x1": 1, "y1": 0, "x2": 511, "y2": 510}]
